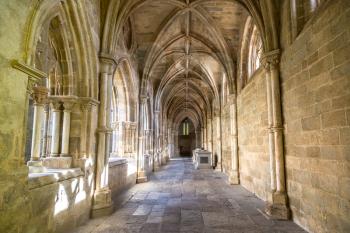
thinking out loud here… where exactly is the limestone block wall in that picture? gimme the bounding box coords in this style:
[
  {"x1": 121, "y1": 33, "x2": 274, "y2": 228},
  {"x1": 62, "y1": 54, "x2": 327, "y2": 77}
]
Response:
[
  {"x1": 221, "y1": 104, "x2": 232, "y2": 174},
  {"x1": 26, "y1": 172, "x2": 93, "y2": 233},
  {"x1": 280, "y1": 0, "x2": 350, "y2": 232},
  {"x1": 237, "y1": 70, "x2": 270, "y2": 201},
  {"x1": 108, "y1": 159, "x2": 136, "y2": 201}
]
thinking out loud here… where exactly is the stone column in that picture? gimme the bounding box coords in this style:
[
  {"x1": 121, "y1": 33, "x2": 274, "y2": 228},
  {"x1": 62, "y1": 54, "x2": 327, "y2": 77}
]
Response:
[
  {"x1": 262, "y1": 50, "x2": 290, "y2": 220},
  {"x1": 214, "y1": 114, "x2": 222, "y2": 171},
  {"x1": 41, "y1": 104, "x2": 50, "y2": 158},
  {"x1": 203, "y1": 126, "x2": 207, "y2": 150},
  {"x1": 50, "y1": 101, "x2": 62, "y2": 157},
  {"x1": 79, "y1": 99, "x2": 94, "y2": 159},
  {"x1": 92, "y1": 55, "x2": 116, "y2": 218},
  {"x1": 60, "y1": 101, "x2": 74, "y2": 157},
  {"x1": 27, "y1": 86, "x2": 48, "y2": 168},
  {"x1": 137, "y1": 96, "x2": 148, "y2": 183},
  {"x1": 153, "y1": 111, "x2": 161, "y2": 171},
  {"x1": 229, "y1": 97, "x2": 239, "y2": 184},
  {"x1": 173, "y1": 128, "x2": 179, "y2": 158}
]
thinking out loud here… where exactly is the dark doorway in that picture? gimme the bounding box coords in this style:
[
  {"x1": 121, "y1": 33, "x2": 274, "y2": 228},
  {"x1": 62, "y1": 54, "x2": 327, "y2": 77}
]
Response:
[{"x1": 178, "y1": 118, "x2": 196, "y2": 157}]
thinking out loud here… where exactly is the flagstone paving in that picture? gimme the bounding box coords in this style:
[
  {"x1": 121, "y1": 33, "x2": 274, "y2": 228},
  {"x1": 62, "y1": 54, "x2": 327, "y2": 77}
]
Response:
[{"x1": 73, "y1": 158, "x2": 306, "y2": 233}]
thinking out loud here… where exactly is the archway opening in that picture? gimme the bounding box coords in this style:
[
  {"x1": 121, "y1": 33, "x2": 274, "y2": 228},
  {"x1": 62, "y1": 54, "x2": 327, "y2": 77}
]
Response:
[{"x1": 178, "y1": 118, "x2": 195, "y2": 157}]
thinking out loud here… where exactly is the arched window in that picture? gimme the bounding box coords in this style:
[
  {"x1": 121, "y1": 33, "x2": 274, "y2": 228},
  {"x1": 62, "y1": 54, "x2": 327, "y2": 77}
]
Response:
[
  {"x1": 182, "y1": 120, "x2": 190, "y2": 136},
  {"x1": 248, "y1": 27, "x2": 263, "y2": 78}
]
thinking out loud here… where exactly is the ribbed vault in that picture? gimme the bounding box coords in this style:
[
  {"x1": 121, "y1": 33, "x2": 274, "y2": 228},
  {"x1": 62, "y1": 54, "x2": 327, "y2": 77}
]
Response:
[{"x1": 111, "y1": 0, "x2": 253, "y2": 128}]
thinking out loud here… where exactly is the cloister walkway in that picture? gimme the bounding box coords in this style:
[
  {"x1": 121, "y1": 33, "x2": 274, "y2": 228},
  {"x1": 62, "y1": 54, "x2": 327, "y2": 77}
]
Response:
[{"x1": 73, "y1": 158, "x2": 306, "y2": 233}]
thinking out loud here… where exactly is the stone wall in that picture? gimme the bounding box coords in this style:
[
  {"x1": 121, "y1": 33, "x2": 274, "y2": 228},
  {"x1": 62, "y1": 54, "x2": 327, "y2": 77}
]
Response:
[
  {"x1": 280, "y1": 0, "x2": 350, "y2": 232},
  {"x1": 237, "y1": 69, "x2": 270, "y2": 201},
  {"x1": 26, "y1": 170, "x2": 92, "y2": 233},
  {"x1": 221, "y1": 101, "x2": 232, "y2": 174},
  {"x1": 109, "y1": 159, "x2": 137, "y2": 201},
  {"x1": 0, "y1": 1, "x2": 37, "y2": 232}
]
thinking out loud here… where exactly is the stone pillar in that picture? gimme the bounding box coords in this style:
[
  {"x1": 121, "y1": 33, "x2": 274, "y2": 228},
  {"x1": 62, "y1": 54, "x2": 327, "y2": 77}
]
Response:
[
  {"x1": 262, "y1": 50, "x2": 290, "y2": 220},
  {"x1": 195, "y1": 128, "x2": 201, "y2": 148},
  {"x1": 91, "y1": 55, "x2": 116, "y2": 218},
  {"x1": 27, "y1": 86, "x2": 48, "y2": 169},
  {"x1": 229, "y1": 98, "x2": 239, "y2": 184},
  {"x1": 202, "y1": 127, "x2": 208, "y2": 150},
  {"x1": 50, "y1": 101, "x2": 62, "y2": 157},
  {"x1": 60, "y1": 101, "x2": 74, "y2": 157},
  {"x1": 137, "y1": 96, "x2": 148, "y2": 183},
  {"x1": 79, "y1": 99, "x2": 95, "y2": 159},
  {"x1": 41, "y1": 104, "x2": 50, "y2": 158},
  {"x1": 153, "y1": 111, "x2": 161, "y2": 171},
  {"x1": 214, "y1": 114, "x2": 222, "y2": 171}
]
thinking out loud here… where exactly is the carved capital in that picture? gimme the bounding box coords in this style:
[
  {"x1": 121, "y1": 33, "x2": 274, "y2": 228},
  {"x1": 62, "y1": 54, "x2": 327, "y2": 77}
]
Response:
[
  {"x1": 32, "y1": 86, "x2": 49, "y2": 105},
  {"x1": 63, "y1": 102, "x2": 75, "y2": 112},
  {"x1": 261, "y1": 50, "x2": 280, "y2": 71},
  {"x1": 99, "y1": 53, "x2": 117, "y2": 74},
  {"x1": 50, "y1": 100, "x2": 62, "y2": 111}
]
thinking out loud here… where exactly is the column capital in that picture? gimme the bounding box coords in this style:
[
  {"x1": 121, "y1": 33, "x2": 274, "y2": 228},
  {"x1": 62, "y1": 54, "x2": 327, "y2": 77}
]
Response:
[
  {"x1": 99, "y1": 53, "x2": 117, "y2": 74},
  {"x1": 261, "y1": 49, "x2": 280, "y2": 71},
  {"x1": 32, "y1": 86, "x2": 49, "y2": 105},
  {"x1": 140, "y1": 95, "x2": 149, "y2": 103},
  {"x1": 50, "y1": 100, "x2": 62, "y2": 111},
  {"x1": 79, "y1": 97, "x2": 99, "y2": 111}
]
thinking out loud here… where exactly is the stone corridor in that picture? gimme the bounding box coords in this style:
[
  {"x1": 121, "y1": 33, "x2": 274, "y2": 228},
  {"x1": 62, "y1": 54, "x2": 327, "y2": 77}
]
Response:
[{"x1": 73, "y1": 159, "x2": 306, "y2": 233}]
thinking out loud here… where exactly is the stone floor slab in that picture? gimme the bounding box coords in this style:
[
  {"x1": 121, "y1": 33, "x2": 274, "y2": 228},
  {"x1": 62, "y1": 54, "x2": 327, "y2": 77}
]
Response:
[{"x1": 72, "y1": 158, "x2": 307, "y2": 233}]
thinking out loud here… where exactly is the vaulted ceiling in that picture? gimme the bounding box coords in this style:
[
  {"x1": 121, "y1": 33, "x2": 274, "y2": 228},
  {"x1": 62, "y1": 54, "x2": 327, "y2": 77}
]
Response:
[{"x1": 121, "y1": 0, "x2": 250, "y2": 127}]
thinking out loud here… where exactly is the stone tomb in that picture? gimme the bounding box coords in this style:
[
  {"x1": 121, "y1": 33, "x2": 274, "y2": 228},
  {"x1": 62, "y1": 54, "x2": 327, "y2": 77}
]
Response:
[{"x1": 193, "y1": 149, "x2": 212, "y2": 169}]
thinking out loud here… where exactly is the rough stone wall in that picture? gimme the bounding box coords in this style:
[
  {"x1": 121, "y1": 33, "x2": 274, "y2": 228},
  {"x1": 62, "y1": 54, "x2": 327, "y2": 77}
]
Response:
[
  {"x1": 237, "y1": 69, "x2": 270, "y2": 201},
  {"x1": 280, "y1": 0, "x2": 350, "y2": 232}
]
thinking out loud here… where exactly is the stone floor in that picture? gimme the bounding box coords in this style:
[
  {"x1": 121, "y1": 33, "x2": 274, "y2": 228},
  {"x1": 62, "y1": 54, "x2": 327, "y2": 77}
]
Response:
[{"x1": 73, "y1": 158, "x2": 306, "y2": 233}]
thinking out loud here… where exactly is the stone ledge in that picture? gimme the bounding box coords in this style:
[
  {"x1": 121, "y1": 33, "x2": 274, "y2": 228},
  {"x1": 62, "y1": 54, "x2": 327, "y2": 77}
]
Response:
[
  {"x1": 108, "y1": 157, "x2": 128, "y2": 167},
  {"x1": 28, "y1": 168, "x2": 83, "y2": 189}
]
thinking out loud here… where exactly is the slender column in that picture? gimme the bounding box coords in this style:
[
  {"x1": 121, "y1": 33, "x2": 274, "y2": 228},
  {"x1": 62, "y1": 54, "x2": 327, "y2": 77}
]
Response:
[
  {"x1": 92, "y1": 55, "x2": 116, "y2": 218},
  {"x1": 28, "y1": 86, "x2": 48, "y2": 165},
  {"x1": 203, "y1": 126, "x2": 207, "y2": 149},
  {"x1": 41, "y1": 104, "x2": 50, "y2": 158},
  {"x1": 262, "y1": 50, "x2": 290, "y2": 220},
  {"x1": 214, "y1": 114, "x2": 222, "y2": 171},
  {"x1": 153, "y1": 111, "x2": 161, "y2": 170},
  {"x1": 50, "y1": 101, "x2": 62, "y2": 157},
  {"x1": 229, "y1": 96, "x2": 239, "y2": 184},
  {"x1": 79, "y1": 99, "x2": 93, "y2": 159},
  {"x1": 137, "y1": 96, "x2": 148, "y2": 183},
  {"x1": 60, "y1": 101, "x2": 74, "y2": 157}
]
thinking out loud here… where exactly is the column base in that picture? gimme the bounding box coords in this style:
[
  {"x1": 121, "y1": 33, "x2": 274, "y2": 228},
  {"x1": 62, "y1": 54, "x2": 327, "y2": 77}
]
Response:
[
  {"x1": 137, "y1": 171, "x2": 148, "y2": 183},
  {"x1": 91, "y1": 188, "x2": 114, "y2": 218},
  {"x1": 265, "y1": 191, "x2": 290, "y2": 220},
  {"x1": 153, "y1": 163, "x2": 161, "y2": 172},
  {"x1": 27, "y1": 160, "x2": 44, "y2": 173},
  {"x1": 161, "y1": 157, "x2": 167, "y2": 165},
  {"x1": 228, "y1": 170, "x2": 240, "y2": 185},
  {"x1": 215, "y1": 163, "x2": 222, "y2": 172}
]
